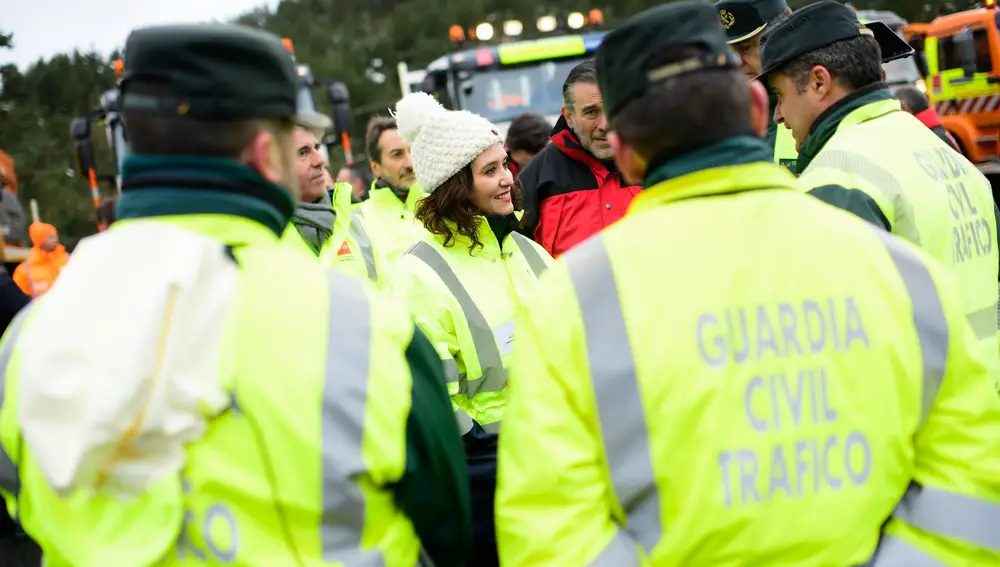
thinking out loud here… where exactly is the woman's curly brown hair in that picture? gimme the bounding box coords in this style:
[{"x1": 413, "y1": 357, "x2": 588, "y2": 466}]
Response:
[{"x1": 415, "y1": 164, "x2": 524, "y2": 253}]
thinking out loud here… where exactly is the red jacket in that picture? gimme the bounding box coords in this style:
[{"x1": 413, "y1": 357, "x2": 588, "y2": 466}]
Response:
[
  {"x1": 517, "y1": 116, "x2": 641, "y2": 257},
  {"x1": 913, "y1": 108, "x2": 961, "y2": 153}
]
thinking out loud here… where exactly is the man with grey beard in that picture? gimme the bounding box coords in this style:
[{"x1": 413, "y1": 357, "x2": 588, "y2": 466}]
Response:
[{"x1": 517, "y1": 59, "x2": 642, "y2": 257}]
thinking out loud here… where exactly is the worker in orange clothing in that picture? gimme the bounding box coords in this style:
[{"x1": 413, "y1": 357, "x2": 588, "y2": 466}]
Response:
[{"x1": 13, "y1": 222, "x2": 68, "y2": 297}]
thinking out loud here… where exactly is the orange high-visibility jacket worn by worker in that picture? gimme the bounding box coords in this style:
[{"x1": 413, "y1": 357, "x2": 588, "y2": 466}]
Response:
[{"x1": 13, "y1": 223, "x2": 68, "y2": 297}]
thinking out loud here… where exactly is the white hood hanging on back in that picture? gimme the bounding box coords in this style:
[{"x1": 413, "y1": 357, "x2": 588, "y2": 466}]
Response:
[{"x1": 15, "y1": 222, "x2": 236, "y2": 498}]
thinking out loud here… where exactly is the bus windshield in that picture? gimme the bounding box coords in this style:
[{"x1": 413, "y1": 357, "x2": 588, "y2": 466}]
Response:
[{"x1": 456, "y1": 58, "x2": 586, "y2": 124}]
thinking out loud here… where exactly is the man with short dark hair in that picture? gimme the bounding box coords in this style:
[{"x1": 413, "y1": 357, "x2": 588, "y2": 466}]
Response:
[
  {"x1": 495, "y1": 2, "x2": 1000, "y2": 565},
  {"x1": 518, "y1": 59, "x2": 641, "y2": 257},
  {"x1": 331, "y1": 116, "x2": 427, "y2": 286},
  {"x1": 895, "y1": 85, "x2": 960, "y2": 152},
  {"x1": 0, "y1": 22, "x2": 471, "y2": 566},
  {"x1": 365, "y1": 115, "x2": 416, "y2": 196},
  {"x1": 504, "y1": 113, "x2": 551, "y2": 176},
  {"x1": 715, "y1": 0, "x2": 797, "y2": 171},
  {"x1": 761, "y1": 0, "x2": 1000, "y2": 388}
]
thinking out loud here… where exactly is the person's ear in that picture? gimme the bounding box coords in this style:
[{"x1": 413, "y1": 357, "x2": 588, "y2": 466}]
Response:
[
  {"x1": 748, "y1": 80, "x2": 770, "y2": 137},
  {"x1": 561, "y1": 105, "x2": 574, "y2": 128},
  {"x1": 244, "y1": 130, "x2": 299, "y2": 199},
  {"x1": 245, "y1": 131, "x2": 279, "y2": 181},
  {"x1": 812, "y1": 65, "x2": 835, "y2": 98},
  {"x1": 609, "y1": 131, "x2": 645, "y2": 185}
]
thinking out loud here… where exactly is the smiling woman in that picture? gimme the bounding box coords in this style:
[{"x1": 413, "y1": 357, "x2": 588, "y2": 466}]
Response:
[
  {"x1": 388, "y1": 91, "x2": 554, "y2": 567},
  {"x1": 415, "y1": 146, "x2": 524, "y2": 251}
]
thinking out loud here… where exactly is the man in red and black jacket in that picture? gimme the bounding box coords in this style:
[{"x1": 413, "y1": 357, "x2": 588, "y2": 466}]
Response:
[
  {"x1": 895, "y1": 86, "x2": 961, "y2": 153},
  {"x1": 517, "y1": 59, "x2": 642, "y2": 257}
]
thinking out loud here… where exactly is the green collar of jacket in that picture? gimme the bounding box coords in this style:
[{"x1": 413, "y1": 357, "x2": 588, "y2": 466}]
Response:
[
  {"x1": 644, "y1": 136, "x2": 774, "y2": 187},
  {"x1": 117, "y1": 155, "x2": 295, "y2": 237},
  {"x1": 632, "y1": 138, "x2": 795, "y2": 213},
  {"x1": 796, "y1": 83, "x2": 897, "y2": 171}
]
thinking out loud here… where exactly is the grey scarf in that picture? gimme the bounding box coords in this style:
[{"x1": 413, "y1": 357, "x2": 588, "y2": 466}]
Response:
[{"x1": 291, "y1": 191, "x2": 335, "y2": 255}]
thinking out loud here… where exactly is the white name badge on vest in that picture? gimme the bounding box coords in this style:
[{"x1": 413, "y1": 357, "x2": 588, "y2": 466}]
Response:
[{"x1": 495, "y1": 320, "x2": 516, "y2": 357}]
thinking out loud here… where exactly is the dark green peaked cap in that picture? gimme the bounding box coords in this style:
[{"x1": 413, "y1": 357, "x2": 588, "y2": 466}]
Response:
[
  {"x1": 120, "y1": 23, "x2": 329, "y2": 130},
  {"x1": 758, "y1": 1, "x2": 914, "y2": 81},
  {"x1": 596, "y1": 1, "x2": 740, "y2": 120},
  {"x1": 714, "y1": 0, "x2": 789, "y2": 44}
]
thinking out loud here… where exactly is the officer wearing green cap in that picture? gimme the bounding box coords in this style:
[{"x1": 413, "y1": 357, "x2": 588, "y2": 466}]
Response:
[
  {"x1": 714, "y1": 0, "x2": 797, "y2": 172},
  {"x1": 0, "y1": 23, "x2": 473, "y2": 567},
  {"x1": 761, "y1": 1, "x2": 1000, "y2": 390},
  {"x1": 494, "y1": 1, "x2": 1000, "y2": 565}
]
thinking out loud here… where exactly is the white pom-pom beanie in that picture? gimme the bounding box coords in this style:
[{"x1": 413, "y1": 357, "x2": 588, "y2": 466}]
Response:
[{"x1": 393, "y1": 92, "x2": 503, "y2": 193}]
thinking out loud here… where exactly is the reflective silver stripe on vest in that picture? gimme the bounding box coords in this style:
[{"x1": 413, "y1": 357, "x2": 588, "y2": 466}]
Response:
[
  {"x1": 868, "y1": 225, "x2": 948, "y2": 422},
  {"x1": 867, "y1": 535, "x2": 947, "y2": 567},
  {"x1": 0, "y1": 307, "x2": 30, "y2": 498},
  {"x1": 455, "y1": 407, "x2": 474, "y2": 435},
  {"x1": 511, "y1": 233, "x2": 548, "y2": 277},
  {"x1": 321, "y1": 271, "x2": 385, "y2": 566},
  {"x1": 890, "y1": 483, "x2": 1000, "y2": 552},
  {"x1": 809, "y1": 149, "x2": 921, "y2": 246},
  {"x1": 864, "y1": 226, "x2": 991, "y2": 565},
  {"x1": 441, "y1": 358, "x2": 460, "y2": 384},
  {"x1": 348, "y1": 208, "x2": 378, "y2": 282},
  {"x1": 966, "y1": 301, "x2": 999, "y2": 340},
  {"x1": 442, "y1": 361, "x2": 480, "y2": 434},
  {"x1": 405, "y1": 241, "x2": 507, "y2": 398},
  {"x1": 586, "y1": 528, "x2": 642, "y2": 566},
  {"x1": 453, "y1": 406, "x2": 500, "y2": 435},
  {"x1": 565, "y1": 225, "x2": 956, "y2": 565},
  {"x1": 564, "y1": 235, "x2": 658, "y2": 565}
]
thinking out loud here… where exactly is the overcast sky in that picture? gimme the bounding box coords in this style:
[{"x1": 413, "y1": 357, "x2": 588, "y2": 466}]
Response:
[{"x1": 3, "y1": 0, "x2": 281, "y2": 70}]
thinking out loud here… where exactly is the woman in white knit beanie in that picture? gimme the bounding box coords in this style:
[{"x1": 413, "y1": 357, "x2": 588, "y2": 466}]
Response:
[{"x1": 390, "y1": 92, "x2": 554, "y2": 567}]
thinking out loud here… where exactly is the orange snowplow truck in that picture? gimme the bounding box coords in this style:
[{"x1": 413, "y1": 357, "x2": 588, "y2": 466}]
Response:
[{"x1": 904, "y1": 2, "x2": 1000, "y2": 167}]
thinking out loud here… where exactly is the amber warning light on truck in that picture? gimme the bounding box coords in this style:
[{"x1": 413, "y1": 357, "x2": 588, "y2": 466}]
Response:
[{"x1": 450, "y1": 9, "x2": 604, "y2": 47}]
